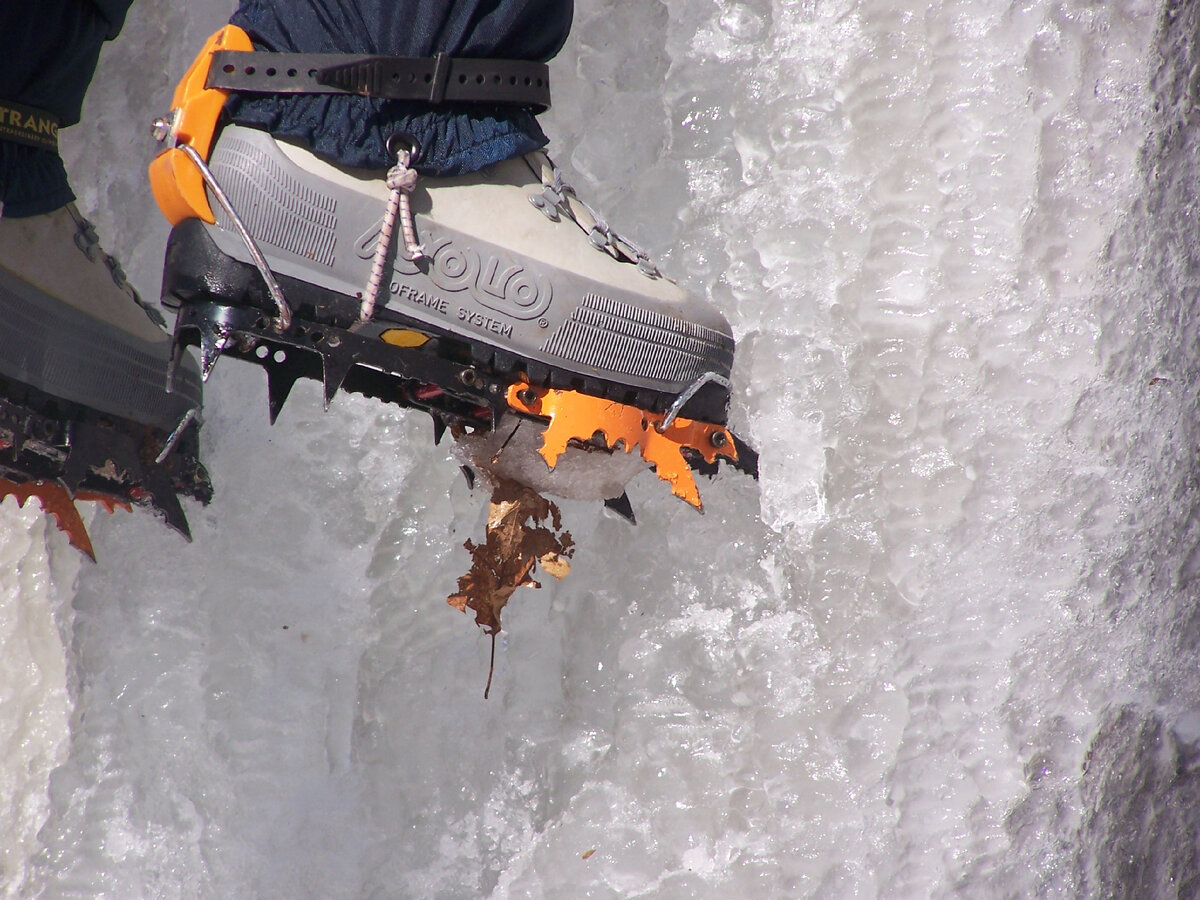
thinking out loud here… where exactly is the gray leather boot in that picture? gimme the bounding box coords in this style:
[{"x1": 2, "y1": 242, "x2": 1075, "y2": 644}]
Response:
[{"x1": 0, "y1": 204, "x2": 208, "y2": 551}]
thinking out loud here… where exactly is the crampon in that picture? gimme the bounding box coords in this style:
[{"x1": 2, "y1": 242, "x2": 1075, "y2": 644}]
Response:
[{"x1": 0, "y1": 378, "x2": 210, "y2": 560}]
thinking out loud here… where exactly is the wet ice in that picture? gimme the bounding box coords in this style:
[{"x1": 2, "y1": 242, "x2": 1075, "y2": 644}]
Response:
[{"x1": 3, "y1": 0, "x2": 1199, "y2": 897}]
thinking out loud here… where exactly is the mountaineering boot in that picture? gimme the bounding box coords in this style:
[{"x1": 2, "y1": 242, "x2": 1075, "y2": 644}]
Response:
[
  {"x1": 0, "y1": 204, "x2": 209, "y2": 555},
  {"x1": 150, "y1": 26, "x2": 754, "y2": 511},
  {"x1": 164, "y1": 124, "x2": 736, "y2": 422}
]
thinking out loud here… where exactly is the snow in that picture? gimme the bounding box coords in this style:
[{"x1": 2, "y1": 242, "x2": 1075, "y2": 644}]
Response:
[{"x1": 4, "y1": 0, "x2": 1200, "y2": 896}]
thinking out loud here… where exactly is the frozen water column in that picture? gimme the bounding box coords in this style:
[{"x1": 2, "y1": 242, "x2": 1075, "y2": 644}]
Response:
[{"x1": 0, "y1": 503, "x2": 79, "y2": 895}]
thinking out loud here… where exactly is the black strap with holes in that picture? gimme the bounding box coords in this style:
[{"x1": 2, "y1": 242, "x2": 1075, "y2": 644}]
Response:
[{"x1": 206, "y1": 51, "x2": 551, "y2": 112}]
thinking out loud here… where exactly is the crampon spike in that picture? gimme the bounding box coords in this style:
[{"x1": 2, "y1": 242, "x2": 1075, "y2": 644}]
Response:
[
  {"x1": 431, "y1": 414, "x2": 447, "y2": 446},
  {"x1": 266, "y1": 363, "x2": 301, "y2": 425},
  {"x1": 140, "y1": 469, "x2": 193, "y2": 541},
  {"x1": 322, "y1": 353, "x2": 352, "y2": 410},
  {"x1": 506, "y1": 383, "x2": 741, "y2": 511},
  {"x1": 603, "y1": 491, "x2": 637, "y2": 525},
  {"x1": 198, "y1": 319, "x2": 227, "y2": 381},
  {"x1": 0, "y1": 477, "x2": 98, "y2": 560}
]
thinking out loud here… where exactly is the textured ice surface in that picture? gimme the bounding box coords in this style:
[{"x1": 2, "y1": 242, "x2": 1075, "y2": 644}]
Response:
[
  {"x1": 3, "y1": 0, "x2": 1200, "y2": 896},
  {"x1": 0, "y1": 503, "x2": 79, "y2": 898}
]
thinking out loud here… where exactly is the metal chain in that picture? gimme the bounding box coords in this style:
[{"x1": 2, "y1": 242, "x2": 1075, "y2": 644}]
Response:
[{"x1": 528, "y1": 157, "x2": 661, "y2": 278}]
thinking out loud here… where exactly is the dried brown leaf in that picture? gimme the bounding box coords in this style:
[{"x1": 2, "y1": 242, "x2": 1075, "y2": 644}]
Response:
[{"x1": 447, "y1": 477, "x2": 574, "y2": 636}]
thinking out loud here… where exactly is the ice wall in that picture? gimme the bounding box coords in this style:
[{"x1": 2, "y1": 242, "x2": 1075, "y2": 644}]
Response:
[
  {"x1": 0, "y1": 504, "x2": 79, "y2": 898},
  {"x1": 2, "y1": 0, "x2": 1198, "y2": 897}
]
